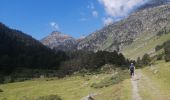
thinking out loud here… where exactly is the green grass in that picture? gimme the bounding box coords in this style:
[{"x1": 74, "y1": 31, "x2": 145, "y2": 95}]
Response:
[
  {"x1": 0, "y1": 71, "x2": 132, "y2": 100},
  {"x1": 91, "y1": 70, "x2": 129, "y2": 89},
  {"x1": 138, "y1": 60, "x2": 170, "y2": 100},
  {"x1": 122, "y1": 33, "x2": 170, "y2": 60},
  {"x1": 142, "y1": 60, "x2": 170, "y2": 92}
]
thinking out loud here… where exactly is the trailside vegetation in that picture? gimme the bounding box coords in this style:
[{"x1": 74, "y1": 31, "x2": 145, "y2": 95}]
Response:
[{"x1": 59, "y1": 50, "x2": 130, "y2": 76}]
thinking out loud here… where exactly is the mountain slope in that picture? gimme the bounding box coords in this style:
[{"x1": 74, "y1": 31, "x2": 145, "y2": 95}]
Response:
[
  {"x1": 77, "y1": 4, "x2": 170, "y2": 53},
  {"x1": 122, "y1": 31, "x2": 170, "y2": 60},
  {"x1": 137, "y1": 0, "x2": 169, "y2": 10},
  {"x1": 41, "y1": 31, "x2": 81, "y2": 51},
  {"x1": 0, "y1": 23, "x2": 62, "y2": 74}
]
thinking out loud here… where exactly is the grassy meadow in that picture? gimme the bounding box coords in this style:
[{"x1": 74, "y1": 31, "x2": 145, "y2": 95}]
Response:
[{"x1": 0, "y1": 70, "x2": 132, "y2": 100}]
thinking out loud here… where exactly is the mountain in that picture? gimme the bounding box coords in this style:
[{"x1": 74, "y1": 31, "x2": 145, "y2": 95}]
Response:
[
  {"x1": 41, "y1": 31, "x2": 82, "y2": 51},
  {"x1": 138, "y1": 0, "x2": 170, "y2": 10},
  {"x1": 77, "y1": 3, "x2": 170, "y2": 53},
  {"x1": 0, "y1": 23, "x2": 65, "y2": 74}
]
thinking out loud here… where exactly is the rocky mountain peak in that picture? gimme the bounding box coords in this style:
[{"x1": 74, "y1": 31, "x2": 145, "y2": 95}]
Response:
[{"x1": 41, "y1": 31, "x2": 79, "y2": 51}]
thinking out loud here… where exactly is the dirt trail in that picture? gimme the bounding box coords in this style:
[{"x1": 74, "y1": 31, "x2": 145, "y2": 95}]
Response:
[{"x1": 131, "y1": 70, "x2": 142, "y2": 100}]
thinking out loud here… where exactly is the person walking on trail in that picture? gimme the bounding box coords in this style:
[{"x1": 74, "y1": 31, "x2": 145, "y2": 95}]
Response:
[{"x1": 129, "y1": 63, "x2": 135, "y2": 79}]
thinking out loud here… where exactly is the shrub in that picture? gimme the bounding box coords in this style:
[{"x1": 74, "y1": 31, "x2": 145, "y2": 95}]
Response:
[
  {"x1": 91, "y1": 70, "x2": 128, "y2": 88},
  {"x1": 156, "y1": 53, "x2": 163, "y2": 60},
  {"x1": 90, "y1": 77, "x2": 113, "y2": 88},
  {"x1": 142, "y1": 54, "x2": 151, "y2": 65},
  {"x1": 1, "y1": 98, "x2": 7, "y2": 100},
  {"x1": 0, "y1": 88, "x2": 3, "y2": 92},
  {"x1": 21, "y1": 94, "x2": 62, "y2": 100},
  {"x1": 37, "y1": 94, "x2": 62, "y2": 100},
  {"x1": 155, "y1": 45, "x2": 163, "y2": 51},
  {"x1": 165, "y1": 44, "x2": 170, "y2": 62},
  {"x1": 100, "y1": 64, "x2": 115, "y2": 74},
  {"x1": 0, "y1": 75, "x2": 4, "y2": 83},
  {"x1": 136, "y1": 57, "x2": 142, "y2": 67}
]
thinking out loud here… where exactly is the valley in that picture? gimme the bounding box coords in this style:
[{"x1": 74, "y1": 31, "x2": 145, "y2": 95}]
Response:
[
  {"x1": 0, "y1": 1, "x2": 170, "y2": 100},
  {"x1": 1, "y1": 60, "x2": 170, "y2": 100}
]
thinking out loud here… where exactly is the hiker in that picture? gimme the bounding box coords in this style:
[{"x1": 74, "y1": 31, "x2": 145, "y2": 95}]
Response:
[{"x1": 129, "y1": 63, "x2": 135, "y2": 79}]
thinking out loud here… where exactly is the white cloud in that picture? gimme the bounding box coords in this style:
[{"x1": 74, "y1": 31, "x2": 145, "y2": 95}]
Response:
[
  {"x1": 92, "y1": 10, "x2": 98, "y2": 18},
  {"x1": 50, "y1": 22, "x2": 59, "y2": 30},
  {"x1": 87, "y1": 2, "x2": 95, "y2": 9},
  {"x1": 98, "y1": 0, "x2": 148, "y2": 17},
  {"x1": 87, "y1": 2, "x2": 99, "y2": 18},
  {"x1": 103, "y1": 17, "x2": 113, "y2": 26}
]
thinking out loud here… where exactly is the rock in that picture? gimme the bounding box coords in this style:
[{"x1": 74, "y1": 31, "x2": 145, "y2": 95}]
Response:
[
  {"x1": 154, "y1": 70, "x2": 158, "y2": 74},
  {"x1": 81, "y1": 93, "x2": 100, "y2": 100},
  {"x1": 81, "y1": 95, "x2": 94, "y2": 100}
]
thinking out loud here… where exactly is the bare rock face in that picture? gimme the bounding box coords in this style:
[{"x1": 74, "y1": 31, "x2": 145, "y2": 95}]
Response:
[
  {"x1": 41, "y1": 31, "x2": 81, "y2": 51},
  {"x1": 77, "y1": 4, "x2": 170, "y2": 52}
]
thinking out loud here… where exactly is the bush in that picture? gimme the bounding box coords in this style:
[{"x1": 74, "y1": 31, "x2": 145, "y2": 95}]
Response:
[
  {"x1": 156, "y1": 53, "x2": 163, "y2": 60},
  {"x1": 37, "y1": 95, "x2": 62, "y2": 100},
  {"x1": 0, "y1": 89, "x2": 3, "y2": 92},
  {"x1": 155, "y1": 45, "x2": 163, "y2": 51},
  {"x1": 136, "y1": 57, "x2": 142, "y2": 67},
  {"x1": 90, "y1": 77, "x2": 113, "y2": 88},
  {"x1": 142, "y1": 54, "x2": 151, "y2": 65},
  {"x1": 21, "y1": 95, "x2": 62, "y2": 100},
  {"x1": 91, "y1": 70, "x2": 128, "y2": 88},
  {"x1": 165, "y1": 54, "x2": 170, "y2": 62},
  {"x1": 165, "y1": 44, "x2": 170, "y2": 62},
  {"x1": 100, "y1": 64, "x2": 116, "y2": 74},
  {"x1": 0, "y1": 75, "x2": 4, "y2": 83}
]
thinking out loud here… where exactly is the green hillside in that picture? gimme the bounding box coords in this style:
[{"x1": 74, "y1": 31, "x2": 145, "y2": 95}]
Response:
[{"x1": 122, "y1": 32, "x2": 170, "y2": 60}]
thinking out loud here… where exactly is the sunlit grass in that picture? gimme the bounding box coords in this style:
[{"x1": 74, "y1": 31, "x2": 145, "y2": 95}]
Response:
[
  {"x1": 138, "y1": 60, "x2": 170, "y2": 100},
  {"x1": 122, "y1": 33, "x2": 170, "y2": 60},
  {"x1": 0, "y1": 71, "x2": 132, "y2": 100}
]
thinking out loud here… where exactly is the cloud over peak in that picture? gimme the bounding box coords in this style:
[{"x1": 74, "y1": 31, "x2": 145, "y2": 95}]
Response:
[{"x1": 50, "y1": 22, "x2": 59, "y2": 30}]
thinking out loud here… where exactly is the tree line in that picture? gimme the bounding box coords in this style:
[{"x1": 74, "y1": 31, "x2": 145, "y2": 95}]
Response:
[
  {"x1": 59, "y1": 50, "x2": 132, "y2": 75},
  {"x1": 0, "y1": 22, "x2": 133, "y2": 83},
  {"x1": 0, "y1": 23, "x2": 66, "y2": 75}
]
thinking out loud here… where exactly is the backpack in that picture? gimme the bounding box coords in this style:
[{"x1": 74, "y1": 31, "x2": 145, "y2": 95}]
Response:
[{"x1": 130, "y1": 65, "x2": 134, "y2": 71}]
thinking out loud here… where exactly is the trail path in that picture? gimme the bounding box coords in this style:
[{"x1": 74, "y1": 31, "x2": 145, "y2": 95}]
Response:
[
  {"x1": 131, "y1": 70, "x2": 142, "y2": 100},
  {"x1": 131, "y1": 69, "x2": 170, "y2": 100}
]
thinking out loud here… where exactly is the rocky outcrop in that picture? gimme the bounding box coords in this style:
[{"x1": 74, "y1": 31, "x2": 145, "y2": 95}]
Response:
[
  {"x1": 41, "y1": 31, "x2": 81, "y2": 51},
  {"x1": 77, "y1": 4, "x2": 170, "y2": 52}
]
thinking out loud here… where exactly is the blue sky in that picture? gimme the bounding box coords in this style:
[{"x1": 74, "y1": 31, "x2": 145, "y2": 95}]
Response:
[{"x1": 0, "y1": 0, "x2": 150, "y2": 40}]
